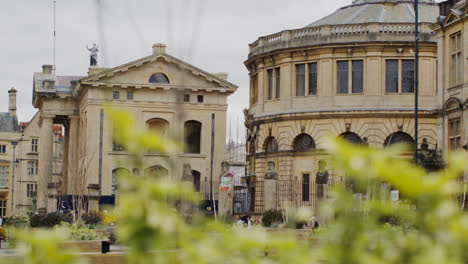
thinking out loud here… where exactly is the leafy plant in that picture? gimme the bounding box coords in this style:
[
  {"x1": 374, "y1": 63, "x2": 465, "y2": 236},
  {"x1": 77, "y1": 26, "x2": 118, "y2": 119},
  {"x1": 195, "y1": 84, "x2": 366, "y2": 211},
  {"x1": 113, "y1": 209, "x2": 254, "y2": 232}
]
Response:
[
  {"x1": 5, "y1": 214, "x2": 30, "y2": 229},
  {"x1": 43, "y1": 212, "x2": 73, "y2": 227},
  {"x1": 81, "y1": 211, "x2": 103, "y2": 225},
  {"x1": 29, "y1": 214, "x2": 45, "y2": 228},
  {"x1": 261, "y1": 209, "x2": 284, "y2": 227},
  {"x1": 57, "y1": 222, "x2": 96, "y2": 241}
]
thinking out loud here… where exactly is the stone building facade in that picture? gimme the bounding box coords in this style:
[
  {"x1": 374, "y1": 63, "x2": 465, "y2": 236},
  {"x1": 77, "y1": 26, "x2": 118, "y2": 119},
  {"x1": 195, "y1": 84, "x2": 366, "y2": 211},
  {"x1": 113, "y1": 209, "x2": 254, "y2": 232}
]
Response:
[
  {"x1": 29, "y1": 43, "x2": 237, "y2": 213},
  {"x1": 433, "y1": 0, "x2": 468, "y2": 153},
  {"x1": 244, "y1": 0, "x2": 440, "y2": 215}
]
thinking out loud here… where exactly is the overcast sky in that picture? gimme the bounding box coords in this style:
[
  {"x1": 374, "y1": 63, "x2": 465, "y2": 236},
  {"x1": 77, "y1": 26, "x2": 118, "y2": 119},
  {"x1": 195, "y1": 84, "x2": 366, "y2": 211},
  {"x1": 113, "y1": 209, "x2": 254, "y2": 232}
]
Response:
[{"x1": 0, "y1": 0, "x2": 443, "y2": 141}]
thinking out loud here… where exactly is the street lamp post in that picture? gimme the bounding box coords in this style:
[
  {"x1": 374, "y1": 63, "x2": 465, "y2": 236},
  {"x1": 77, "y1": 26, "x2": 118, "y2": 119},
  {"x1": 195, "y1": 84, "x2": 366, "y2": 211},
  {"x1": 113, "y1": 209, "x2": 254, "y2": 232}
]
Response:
[{"x1": 414, "y1": 0, "x2": 419, "y2": 164}]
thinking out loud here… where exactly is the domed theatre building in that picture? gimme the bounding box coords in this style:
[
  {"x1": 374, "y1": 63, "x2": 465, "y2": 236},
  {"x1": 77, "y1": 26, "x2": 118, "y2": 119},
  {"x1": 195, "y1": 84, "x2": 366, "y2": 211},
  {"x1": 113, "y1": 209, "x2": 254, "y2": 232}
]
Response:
[{"x1": 243, "y1": 0, "x2": 439, "y2": 215}]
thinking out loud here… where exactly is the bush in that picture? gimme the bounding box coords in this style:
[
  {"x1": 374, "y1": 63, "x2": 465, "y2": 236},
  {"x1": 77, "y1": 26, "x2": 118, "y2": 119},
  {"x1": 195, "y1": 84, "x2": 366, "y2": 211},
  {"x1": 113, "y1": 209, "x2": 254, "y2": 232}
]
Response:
[
  {"x1": 81, "y1": 211, "x2": 103, "y2": 225},
  {"x1": 5, "y1": 214, "x2": 30, "y2": 228},
  {"x1": 102, "y1": 212, "x2": 116, "y2": 226},
  {"x1": 43, "y1": 212, "x2": 73, "y2": 227},
  {"x1": 261, "y1": 209, "x2": 284, "y2": 227},
  {"x1": 57, "y1": 222, "x2": 96, "y2": 241},
  {"x1": 29, "y1": 213, "x2": 45, "y2": 228}
]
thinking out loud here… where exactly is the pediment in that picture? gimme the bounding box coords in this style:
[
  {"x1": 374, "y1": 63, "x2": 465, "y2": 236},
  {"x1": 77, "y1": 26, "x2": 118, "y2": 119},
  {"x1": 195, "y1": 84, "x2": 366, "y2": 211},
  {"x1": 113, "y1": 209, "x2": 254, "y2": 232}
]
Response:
[
  {"x1": 443, "y1": 11, "x2": 461, "y2": 26},
  {"x1": 80, "y1": 53, "x2": 237, "y2": 93}
]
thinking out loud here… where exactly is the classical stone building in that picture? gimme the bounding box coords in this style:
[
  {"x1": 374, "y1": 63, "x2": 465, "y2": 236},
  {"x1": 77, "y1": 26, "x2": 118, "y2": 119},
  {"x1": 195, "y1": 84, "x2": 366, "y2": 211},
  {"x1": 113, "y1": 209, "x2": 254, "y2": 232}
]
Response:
[
  {"x1": 0, "y1": 88, "x2": 65, "y2": 217},
  {"x1": 244, "y1": 0, "x2": 440, "y2": 215},
  {"x1": 432, "y1": 0, "x2": 468, "y2": 152},
  {"x1": 29, "y1": 43, "x2": 237, "y2": 213}
]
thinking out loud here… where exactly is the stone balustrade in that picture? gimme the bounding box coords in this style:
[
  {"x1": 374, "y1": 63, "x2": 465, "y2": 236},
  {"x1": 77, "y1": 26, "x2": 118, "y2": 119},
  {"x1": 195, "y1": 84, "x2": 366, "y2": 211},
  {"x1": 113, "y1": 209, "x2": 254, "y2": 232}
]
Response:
[{"x1": 248, "y1": 23, "x2": 435, "y2": 58}]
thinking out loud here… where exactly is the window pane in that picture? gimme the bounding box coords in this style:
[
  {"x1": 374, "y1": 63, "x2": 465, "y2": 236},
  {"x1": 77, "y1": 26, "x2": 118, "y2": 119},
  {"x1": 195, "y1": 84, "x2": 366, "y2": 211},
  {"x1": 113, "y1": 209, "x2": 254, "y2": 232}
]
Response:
[
  {"x1": 275, "y1": 68, "x2": 281, "y2": 99},
  {"x1": 452, "y1": 54, "x2": 457, "y2": 85},
  {"x1": 352, "y1": 60, "x2": 363, "y2": 93},
  {"x1": 267, "y1": 69, "x2": 273, "y2": 100},
  {"x1": 458, "y1": 53, "x2": 462, "y2": 84},
  {"x1": 302, "y1": 174, "x2": 310, "y2": 202},
  {"x1": 385, "y1": 60, "x2": 398, "y2": 93},
  {"x1": 296, "y1": 64, "x2": 305, "y2": 96},
  {"x1": 401, "y1": 60, "x2": 414, "y2": 93},
  {"x1": 309, "y1": 63, "x2": 318, "y2": 95},
  {"x1": 113, "y1": 91, "x2": 119, "y2": 99},
  {"x1": 337, "y1": 61, "x2": 349, "y2": 94},
  {"x1": 127, "y1": 91, "x2": 133, "y2": 100},
  {"x1": 452, "y1": 36, "x2": 457, "y2": 52}
]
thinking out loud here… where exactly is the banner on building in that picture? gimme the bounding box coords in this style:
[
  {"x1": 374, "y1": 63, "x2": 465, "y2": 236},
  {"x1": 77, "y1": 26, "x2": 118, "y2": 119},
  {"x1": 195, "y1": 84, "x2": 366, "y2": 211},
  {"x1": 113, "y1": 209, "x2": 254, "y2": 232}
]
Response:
[{"x1": 220, "y1": 177, "x2": 232, "y2": 191}]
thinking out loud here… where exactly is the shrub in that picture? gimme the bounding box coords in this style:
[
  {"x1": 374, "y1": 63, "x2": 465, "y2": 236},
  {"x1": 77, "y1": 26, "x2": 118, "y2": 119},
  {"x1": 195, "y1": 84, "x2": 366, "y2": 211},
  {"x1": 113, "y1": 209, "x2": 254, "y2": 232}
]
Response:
[
  {"x1": 102, "y1": 212, "x2": 116, "y2": 226},
  {"x1": 29, "y1": 213, "x2": 45, "y2": 227},
  {"x1": 261, "y1": 209, "x2": 284, "y2": 227},
  {"x1": 57, "y1": 222, "x2": 96, "y2": 241},
  {"x1": 43, "y1": 212, "x2": 73, "y2": 227},
  {"x1": 5, "y1": 214, "x2": 30, "y2": 229},
  {"x1": 81, "y1": 211, "x2": 103, "y2": 225}
]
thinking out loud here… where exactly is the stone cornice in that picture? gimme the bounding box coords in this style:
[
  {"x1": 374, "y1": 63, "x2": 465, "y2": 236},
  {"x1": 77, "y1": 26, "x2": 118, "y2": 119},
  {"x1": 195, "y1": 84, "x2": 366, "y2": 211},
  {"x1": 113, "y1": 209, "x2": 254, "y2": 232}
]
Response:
[
  {"x1": 246, "y1": 23, "x2": 436, "y2": 64},
  {"x1": 246, "y1": 109, "x2": 440, "y2": 127}
]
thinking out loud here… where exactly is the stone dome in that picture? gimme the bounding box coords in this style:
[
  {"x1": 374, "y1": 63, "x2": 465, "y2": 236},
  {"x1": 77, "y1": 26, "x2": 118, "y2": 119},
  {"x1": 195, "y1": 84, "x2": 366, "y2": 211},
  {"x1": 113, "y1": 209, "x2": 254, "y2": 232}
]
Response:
[{"x1": 305, "y1": 0, "x2": 438, "y2": 28}]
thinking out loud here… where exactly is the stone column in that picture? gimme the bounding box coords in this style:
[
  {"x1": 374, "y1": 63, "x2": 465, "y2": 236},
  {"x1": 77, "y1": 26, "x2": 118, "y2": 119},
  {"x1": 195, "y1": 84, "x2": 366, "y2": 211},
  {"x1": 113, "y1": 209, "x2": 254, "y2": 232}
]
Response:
[
  {"x1": 61, "y1": 125, "x2": 69, "y2": 194},
  {"x1": 264, "y1": 179, "x2": 277, "y2": 211},
  {"x1": 67, "y1": 116, "x2": 79, "y2": 195},
  {"x1": 218, "y1": 176, "x2": 234, "y2": 217},
  {"x1": 47, "y1": 183, "x2": 58, "y2": 212},
  {"x1": 87, "y1": 184, "x2": 100, "y2": 212},
  {"x1": 37, "y1": 115, "x2": 54, "y2": 212}
]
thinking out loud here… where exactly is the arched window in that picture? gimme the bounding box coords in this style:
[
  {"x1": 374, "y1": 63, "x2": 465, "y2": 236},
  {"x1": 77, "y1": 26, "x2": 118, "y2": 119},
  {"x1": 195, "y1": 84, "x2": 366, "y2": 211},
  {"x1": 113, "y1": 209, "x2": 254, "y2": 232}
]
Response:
[
  {"x1": 293, "y1": 134, "x2": 316, "y2": 152},
  {"x1": 264, "y1": 137, "x2": 278, "y2": 153},
  {"x1": 339, "y1": 132, "x2": 363, "y2": 144},
  {"x1": 184, "y1": 121, "x2": 201, "y2": 153},
  {"x1": 144, "y1": 165, "x2": 168, "y2": 178},
  {"x1": 384, "y1": 132, "x2": 414, "y2": 147},
  {"x1": 146, "y1": 118, "x2": 169, "y2": 136},
  {"x1": 149, "y1": 73, "x2": 169, "y2": 84},
  {"x1": 112, "y1": 168, "x2": 130, "y2": 195},
  {"x1": 192, "y1": 170, "x2": 201, "y2": 192}
]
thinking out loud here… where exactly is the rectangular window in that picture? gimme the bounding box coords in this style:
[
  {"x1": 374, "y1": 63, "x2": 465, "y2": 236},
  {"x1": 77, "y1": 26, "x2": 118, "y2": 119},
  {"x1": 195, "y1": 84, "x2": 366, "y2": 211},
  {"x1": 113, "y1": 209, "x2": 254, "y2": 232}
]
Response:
[
  {"x1": 385, "y1": 60, "x2": 399, "y2": 93},
  {"x1": 352, "y1": 60, "x2": 363, "y2": 93},
  {"x1": 0, "y1": 200, "x2": 6, "y2": 217},
  {"x1": 337, "y1": 61, "x2": 349, "y2": 94},
  {"x1": 127, "y1": 91, "x2": 133, "y2": 100},
  {"x1": 113, "y1": 91, "x2": 119, "y2": 99},
  {"x1": 0, "y1": 165, "x2": 8, "y2": 188},
  {"x1": 184, "y1": 94, "x2": 190, "y2": 102},
  {"x1": 27, "y1": 184, "x2": 36, "y2": 198},
  {"x1": 451, "y1": 33, "x2": 462, "y2": 86},
  {"x1": 197, "y1": 95, "x2": 204, "y2": 103},
  {"x1": 275, "y1": 67, "x2": 281, "y2": 99},
  {"x1": 308, "y1": 63, "x2": 318, "y2": 95},
  {"x1": 31, "y1": 139, "x2": 38, "y2": 152},
  {"x1": 449, "y1": 119, "x2": 461, "y2": 150},
  {"x1": 267, "y1": 69, "x2": 273, "y2": 100},
  {"x1": 0, "y1": 145, "x2": 5, "y2": 154},
  {"x1": 27, "y1": 160, "x2": 38, "y2": 175},
  {"x1": 296, "y1": 64, "x2": 305, "y2": 96},
  {"x1": 302, "y1": 174, "x2": 310, "y2": 202},
  {"x1": 401, "y1": 60, "x2": 414, "y2": 93},
  {"x1": 113, "y1": 141, "x2": 124, "y2": 151},
  {"x1": 251, "y1": 74, "x2": 258, "y2": 105}
]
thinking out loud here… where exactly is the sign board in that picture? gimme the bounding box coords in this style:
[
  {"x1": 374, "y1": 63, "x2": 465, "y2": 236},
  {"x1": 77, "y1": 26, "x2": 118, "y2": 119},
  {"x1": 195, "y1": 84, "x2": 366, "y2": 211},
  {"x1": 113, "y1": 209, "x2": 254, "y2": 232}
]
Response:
[
  {"x1": 220, "y1": 177, "x2": 232, "y2": 191},
  {"x1": 391, "y1": 190, "x2": 399, "y2": 201}
]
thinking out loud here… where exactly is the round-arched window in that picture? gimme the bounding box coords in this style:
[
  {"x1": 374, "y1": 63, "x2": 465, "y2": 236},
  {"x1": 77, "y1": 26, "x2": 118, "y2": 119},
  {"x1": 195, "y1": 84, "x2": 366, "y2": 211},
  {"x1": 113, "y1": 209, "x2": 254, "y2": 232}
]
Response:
[
  {"x1": 149, "y1": 73, "x2": 170, "y2": 84},
  {"x1": 264, "y1": 137, "x2": 278, "y2": 153},
  {"x1": 293, "y1": 134, "x2": 316, "y2": 152},
  {"x1": 384, "y1": 132, "x2": 414, "y2": 147},
  {"x1": 339, "y1": 132, "x2": 363, "y2": 144}
]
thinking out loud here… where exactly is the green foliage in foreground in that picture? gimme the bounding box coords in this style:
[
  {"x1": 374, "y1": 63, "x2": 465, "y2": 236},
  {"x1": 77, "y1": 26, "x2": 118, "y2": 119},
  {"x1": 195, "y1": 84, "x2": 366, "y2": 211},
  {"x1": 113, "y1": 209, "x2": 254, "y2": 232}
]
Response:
[{"x1": 5, "y1": 107, "x2": 468, "y2": 264}]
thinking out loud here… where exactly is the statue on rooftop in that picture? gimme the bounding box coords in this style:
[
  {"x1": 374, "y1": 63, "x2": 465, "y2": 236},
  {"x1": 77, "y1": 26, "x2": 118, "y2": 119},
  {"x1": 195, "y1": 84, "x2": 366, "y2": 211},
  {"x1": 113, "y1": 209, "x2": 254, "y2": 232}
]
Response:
[{"x1": 86, "y1": 43, "x2": 99, "y2": 66}]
